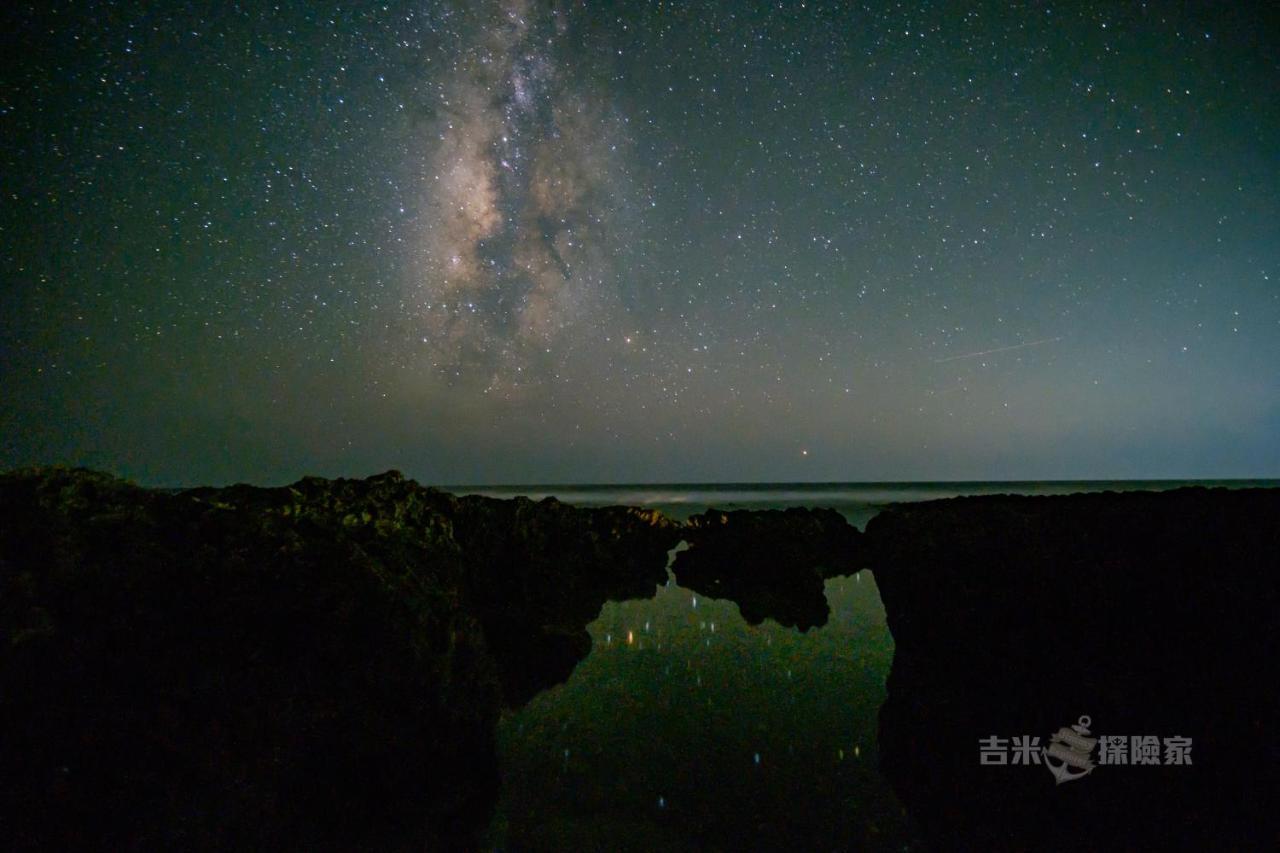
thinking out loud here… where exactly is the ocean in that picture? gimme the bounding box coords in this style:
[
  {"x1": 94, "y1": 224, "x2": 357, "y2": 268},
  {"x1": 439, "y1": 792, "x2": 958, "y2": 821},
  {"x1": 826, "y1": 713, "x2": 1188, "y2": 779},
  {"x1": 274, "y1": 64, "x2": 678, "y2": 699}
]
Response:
[{"x1": 449, "y1": 479, "x2": 1275, "y2": 526}]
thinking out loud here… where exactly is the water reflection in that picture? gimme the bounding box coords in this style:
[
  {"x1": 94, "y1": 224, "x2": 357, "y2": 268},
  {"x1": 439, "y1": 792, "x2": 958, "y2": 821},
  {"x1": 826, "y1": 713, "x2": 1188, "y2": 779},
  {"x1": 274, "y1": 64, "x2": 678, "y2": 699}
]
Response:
[{"x1": 489, "y1": 559, "x2": 919, "y2": 850}]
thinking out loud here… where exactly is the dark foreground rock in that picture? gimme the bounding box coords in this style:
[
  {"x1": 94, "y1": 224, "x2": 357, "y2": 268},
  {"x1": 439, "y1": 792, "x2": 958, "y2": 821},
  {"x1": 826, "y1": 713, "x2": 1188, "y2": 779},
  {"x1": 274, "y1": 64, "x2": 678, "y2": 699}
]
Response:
[
  {"x1": 866, "y1": 487, "x2": 1280, "y2": 851},
  {"x1": 187, "y1": 475, "x2": 681, "y2": 708},
  {"x1": 6, "y1": 470, "x2": 1277, "y2": 851},
  {"x1": 673, "y1": 507, "x2": 863, "y2": 630},
  {"x1": 0, "y1": 468, "x2": 679, "y2": 851},
  {"x1": 426, "y1": 492, "x2": 678, "y2": 707}
]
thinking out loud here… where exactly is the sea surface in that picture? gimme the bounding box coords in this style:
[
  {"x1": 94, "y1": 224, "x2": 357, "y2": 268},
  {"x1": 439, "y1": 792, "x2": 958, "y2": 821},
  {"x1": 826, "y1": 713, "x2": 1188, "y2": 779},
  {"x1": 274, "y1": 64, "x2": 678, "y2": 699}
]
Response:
[
  {"x1": 448, "y1": 479, "x2": 1274, "y2": 526},
  {"x1": 449, "y1": 481, "x2": 1272, "y2": 850}
]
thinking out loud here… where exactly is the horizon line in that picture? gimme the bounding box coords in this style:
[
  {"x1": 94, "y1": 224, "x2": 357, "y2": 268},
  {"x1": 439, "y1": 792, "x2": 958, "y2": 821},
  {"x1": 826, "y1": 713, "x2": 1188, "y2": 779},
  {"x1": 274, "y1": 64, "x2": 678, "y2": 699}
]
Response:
[{"x1": 439, "y1": 477, "x2": 1280, "y2": 489}]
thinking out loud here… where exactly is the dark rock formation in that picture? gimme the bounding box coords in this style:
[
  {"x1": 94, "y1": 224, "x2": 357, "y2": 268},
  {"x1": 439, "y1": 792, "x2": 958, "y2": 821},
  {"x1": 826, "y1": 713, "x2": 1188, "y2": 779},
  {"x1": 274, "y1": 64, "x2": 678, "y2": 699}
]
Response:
[
  {"x1": 866, "y1": 487, "x2": 1280, "y2": 851},
  {"x1": 672, "y1": 507, "x2": 863, "y2": 630},
  {"x1": 190, "y1": 474, "x2": 682, "y2": 708},
  {"x1": 8, "y1": 468, "x2": 1276, "y2": 851},
  {"x1": 428, "y1": 492, "x2": 680, "y2": 706},
  {"x1": 0, "y1": 468, "x2": 678, "y2": 851}
]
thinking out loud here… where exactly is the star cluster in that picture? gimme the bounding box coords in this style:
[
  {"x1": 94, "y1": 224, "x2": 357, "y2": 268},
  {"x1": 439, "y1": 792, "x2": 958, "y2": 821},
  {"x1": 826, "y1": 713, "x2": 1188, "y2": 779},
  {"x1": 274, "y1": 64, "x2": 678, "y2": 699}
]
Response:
[{"x1": 411, "y1": 1, "x2": 634, "y2": 384}]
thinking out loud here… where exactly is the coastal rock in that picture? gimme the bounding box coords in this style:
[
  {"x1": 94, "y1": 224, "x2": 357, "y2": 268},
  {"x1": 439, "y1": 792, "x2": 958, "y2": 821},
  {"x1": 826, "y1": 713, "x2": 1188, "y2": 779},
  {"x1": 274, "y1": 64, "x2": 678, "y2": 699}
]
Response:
[
  {"x1": 866, "y1": 487, "x2": 1280, "y2": 850},
  {"x1": 0, "y1": 468, "x2": 679, "y2": 850},
  {"x1": 12, "y1": 468, "x2": 1274, "y2": 850},
  {"x1": 0, "y1": 467, "x2": 499, "y2": 850},
  {"x1": 672, "y1": 507, "x2": 863, "y2": 629},
  {"x1": 424, "y1": 491, "x2": 681, "y2": 705},
  {"x1": 197, "y1": 472, "x2": 683, "y2": 706}
]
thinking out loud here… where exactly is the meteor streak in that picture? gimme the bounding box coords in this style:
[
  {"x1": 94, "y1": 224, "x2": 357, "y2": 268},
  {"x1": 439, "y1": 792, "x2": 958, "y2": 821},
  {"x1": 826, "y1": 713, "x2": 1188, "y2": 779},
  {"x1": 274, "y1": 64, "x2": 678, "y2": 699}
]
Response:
[{"x1": 933, "y1": 336, "x2": 1063, "y2": 363}]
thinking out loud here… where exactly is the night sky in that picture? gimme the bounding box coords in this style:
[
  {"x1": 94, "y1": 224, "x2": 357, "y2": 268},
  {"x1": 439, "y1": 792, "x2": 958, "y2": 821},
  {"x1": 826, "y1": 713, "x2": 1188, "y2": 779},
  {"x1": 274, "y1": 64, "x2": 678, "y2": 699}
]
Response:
[{"x1": 3, "y1": 1, "x2": 1277, "y2": 485}]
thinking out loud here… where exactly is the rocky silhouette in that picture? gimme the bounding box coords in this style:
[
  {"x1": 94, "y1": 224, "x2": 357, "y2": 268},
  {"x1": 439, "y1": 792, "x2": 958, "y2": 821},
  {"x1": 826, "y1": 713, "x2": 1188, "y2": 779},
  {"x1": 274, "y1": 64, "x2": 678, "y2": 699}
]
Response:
[
  {"x1": 3, "y1": 471, "x2": 1276, "y2": 850},
  {"x1": 866, "y1": 488, "x2": 1280, "y2": 851},
  {"x1": 0, "y1": 468, "x2": 678, "y2": 851},
  {"x1": 672, "y1": 507, "x2": 863, "y2": 630}
]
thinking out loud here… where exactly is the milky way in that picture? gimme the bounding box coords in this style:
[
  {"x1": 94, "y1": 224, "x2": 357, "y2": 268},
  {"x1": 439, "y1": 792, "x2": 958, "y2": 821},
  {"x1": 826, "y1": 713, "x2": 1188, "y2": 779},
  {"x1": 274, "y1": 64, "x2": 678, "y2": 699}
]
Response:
[{"x1": 413, "y1": 0, "x2": 631, "y2": 384}]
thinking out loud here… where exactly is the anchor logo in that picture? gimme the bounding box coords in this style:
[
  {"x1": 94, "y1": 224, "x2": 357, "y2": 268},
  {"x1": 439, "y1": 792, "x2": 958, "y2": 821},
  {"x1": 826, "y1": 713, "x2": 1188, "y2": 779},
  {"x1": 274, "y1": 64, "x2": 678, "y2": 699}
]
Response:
[{"x1": 1043, "y1": 715, "x2": 1097, "y2": 785}]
